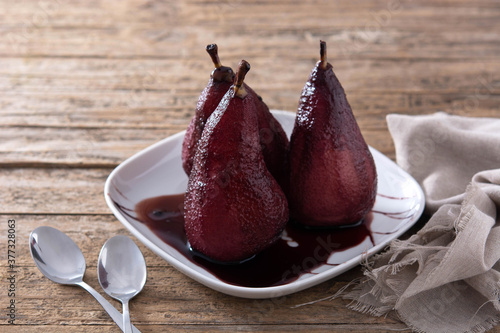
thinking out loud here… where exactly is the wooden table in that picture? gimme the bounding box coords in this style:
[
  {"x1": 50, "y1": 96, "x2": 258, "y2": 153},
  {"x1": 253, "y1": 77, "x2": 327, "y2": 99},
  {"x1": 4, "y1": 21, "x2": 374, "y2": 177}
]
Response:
[{"x1": 1, "y1": 0, "x2": 499, "y2": 331}]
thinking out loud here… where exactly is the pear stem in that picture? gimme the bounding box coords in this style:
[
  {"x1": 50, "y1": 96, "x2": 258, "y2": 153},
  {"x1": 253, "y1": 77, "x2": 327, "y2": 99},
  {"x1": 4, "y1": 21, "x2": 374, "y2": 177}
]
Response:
[
  {"x1": 206, "y1": 44, "x2": 222, "y2": 69},
  {"x1": 320, "y1": 40, "x2": 327, "y2": 69},
  {"x1": 234, "y1": 60, "x2": 250, "y2": 98}
]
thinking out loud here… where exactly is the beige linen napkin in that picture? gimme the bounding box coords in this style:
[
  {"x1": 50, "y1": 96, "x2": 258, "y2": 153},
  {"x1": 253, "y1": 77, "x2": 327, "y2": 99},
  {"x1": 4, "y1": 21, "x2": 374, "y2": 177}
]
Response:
[{"x1": 345, "y1": 112, "x2": 500, "y2": 333}]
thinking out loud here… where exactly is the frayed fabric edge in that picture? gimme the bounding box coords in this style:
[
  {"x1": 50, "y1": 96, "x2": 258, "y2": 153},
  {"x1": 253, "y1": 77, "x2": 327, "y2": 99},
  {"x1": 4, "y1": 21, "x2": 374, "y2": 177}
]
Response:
[
  {"x1": 290, "y1": 277, "x2": 364, "y2": 309},
  {"x1": 371, "y1": 257, "x2": 420, "y2": 276},
  {"x1": 467, "y1": 316, "x2": 500, "y2": 333},
  {"x1": 345, "y1": 298, "x2": 393, "y2": 317}
]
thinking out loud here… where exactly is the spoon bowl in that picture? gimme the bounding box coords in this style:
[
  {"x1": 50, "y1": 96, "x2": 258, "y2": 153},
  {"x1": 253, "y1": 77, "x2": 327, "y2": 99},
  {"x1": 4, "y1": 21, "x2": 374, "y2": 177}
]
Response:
[
  {"x1": 98, "y1": 235, "x2": 147, "y2": 333},
  {"x1": 30, "y1": 226, "x2": 86, "y2": 285},
  {"x1": 29, "y1": 226, "x2": 142, "y2": 333}
]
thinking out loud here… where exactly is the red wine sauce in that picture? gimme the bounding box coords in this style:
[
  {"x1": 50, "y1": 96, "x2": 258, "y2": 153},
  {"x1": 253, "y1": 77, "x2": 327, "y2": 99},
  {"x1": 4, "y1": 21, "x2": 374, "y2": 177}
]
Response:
[{"x1": 131, "y1": 194, "x2": 376, "y2": 288}]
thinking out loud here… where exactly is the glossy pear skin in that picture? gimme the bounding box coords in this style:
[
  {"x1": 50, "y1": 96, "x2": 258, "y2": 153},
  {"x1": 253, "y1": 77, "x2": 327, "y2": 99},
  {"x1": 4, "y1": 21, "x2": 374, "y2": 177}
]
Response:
[
  {"x1": 288, "y1": 61, "x2": 377, "y2": 227},
  {"x1": 182, "y1": 65, "x2": 234, "y2": 175},
  {"x1": 245, "y1": 84, "x2": 289, "y2": 188},
  {"x1": 184, "y1": 85, "x2": 289, "y2": 263}
]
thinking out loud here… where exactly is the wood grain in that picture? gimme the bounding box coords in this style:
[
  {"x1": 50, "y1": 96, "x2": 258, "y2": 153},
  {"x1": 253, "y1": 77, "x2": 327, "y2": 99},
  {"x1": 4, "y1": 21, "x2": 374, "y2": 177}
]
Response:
[{"x1": 1, "y1": 0, "x2": 499, "y2": 331}]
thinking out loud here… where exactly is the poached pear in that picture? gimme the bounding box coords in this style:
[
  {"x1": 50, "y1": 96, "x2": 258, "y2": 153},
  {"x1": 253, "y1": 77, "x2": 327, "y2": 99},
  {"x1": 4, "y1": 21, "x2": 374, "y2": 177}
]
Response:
[
  {"x1": 287, "y1": 41, "x2": 377, "y2": 227},
  {"x1": 184, "y1": 60, "x2": 289, "y2": 263},
  {"x1": 182, "y1": 44, "x2": 235, "y2": 175}
]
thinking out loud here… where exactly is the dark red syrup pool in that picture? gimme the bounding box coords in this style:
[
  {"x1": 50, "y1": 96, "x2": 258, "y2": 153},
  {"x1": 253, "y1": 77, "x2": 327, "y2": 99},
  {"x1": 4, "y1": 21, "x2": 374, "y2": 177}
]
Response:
[{"x1": 113, "y1": 193, "x2": 389, "y2": 288}]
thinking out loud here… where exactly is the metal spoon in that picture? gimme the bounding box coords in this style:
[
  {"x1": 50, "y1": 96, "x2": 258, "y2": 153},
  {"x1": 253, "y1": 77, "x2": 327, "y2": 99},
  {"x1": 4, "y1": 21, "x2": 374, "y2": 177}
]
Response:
[
  {"x1": 98, "y1": 235, "x2": 147, "y2": 333},
  {"x1": 29, "y1": 226, "x2": 141, "y2": 333}
]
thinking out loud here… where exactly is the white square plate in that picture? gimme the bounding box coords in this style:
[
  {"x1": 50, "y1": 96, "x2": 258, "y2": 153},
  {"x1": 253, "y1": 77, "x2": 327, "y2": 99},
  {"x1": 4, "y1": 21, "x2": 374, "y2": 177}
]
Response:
[{"x1": 104, "y1": 110, "x2": 425, "y2": 299}]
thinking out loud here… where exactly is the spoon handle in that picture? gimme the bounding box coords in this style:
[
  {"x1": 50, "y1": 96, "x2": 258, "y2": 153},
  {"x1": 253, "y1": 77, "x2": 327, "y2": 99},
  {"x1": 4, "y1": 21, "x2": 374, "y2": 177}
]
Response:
[
  {"x1": 76, "y1": 281, "x2": 141, "y2": 333},
  {"x1": 123, "y1": 300, "x2": 133, "y2": 333}
]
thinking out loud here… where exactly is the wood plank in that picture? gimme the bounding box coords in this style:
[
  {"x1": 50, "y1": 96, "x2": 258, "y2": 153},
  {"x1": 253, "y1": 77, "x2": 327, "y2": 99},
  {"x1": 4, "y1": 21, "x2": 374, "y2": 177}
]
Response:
[
  {"x1": 3, "y1": 28, "x2": 500, "y2": 60},
  {"x1": 13, "y1": 266, "x2": 381, "y2": 326},
  {"x1": 2, "y1": 92, "x2": 500, "y2": 129},
  {"x1": 0, "y1": 324, "x2": 407, "y2": 333},
  {"x1": 2, "y1": 58, "x2": 499, "y2": 94},
  {"x1": 0, "y1": 0, "x2": 499, "y2": 59},
  {"x1": 0, "y1": 168, "x2": 112, "y2": 213}
]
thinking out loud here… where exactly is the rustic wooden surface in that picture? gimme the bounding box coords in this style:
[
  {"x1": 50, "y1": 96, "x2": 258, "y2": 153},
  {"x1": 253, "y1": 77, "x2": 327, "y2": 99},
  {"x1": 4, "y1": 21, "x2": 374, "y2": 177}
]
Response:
[{"x1": 1, "y1": 0, "x2": 500, "y2": 332}]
